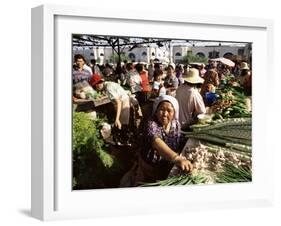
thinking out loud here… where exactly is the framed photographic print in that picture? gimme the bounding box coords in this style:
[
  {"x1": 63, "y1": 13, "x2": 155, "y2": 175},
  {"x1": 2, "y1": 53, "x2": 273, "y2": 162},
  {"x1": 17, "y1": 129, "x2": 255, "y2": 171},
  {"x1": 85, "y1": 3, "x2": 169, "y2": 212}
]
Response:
[{"x1": 31, "y1": 4, "x2": 274, "y2": 221}]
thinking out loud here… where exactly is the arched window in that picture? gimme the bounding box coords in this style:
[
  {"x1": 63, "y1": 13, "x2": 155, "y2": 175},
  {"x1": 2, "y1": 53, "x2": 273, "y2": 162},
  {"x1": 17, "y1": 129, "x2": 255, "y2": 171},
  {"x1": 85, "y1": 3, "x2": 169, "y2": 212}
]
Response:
[
  {"x1": 175, "y1": 52, "x2": 181, "y2": 57},
  {"x1": 142, "y1": 51, "x2": 147, "y2": 57},
  {"x1": 128, "y1": 53, "x2": 136, "y2": 60},
  {"x1": 100, "y1": 53, "x2": 104, "y2": 56},
  {"x1": 196, "y1": 52, "x2": 205, "y2": 58},
  {"x1": 223, "y1": 52, "x2": 233, "y2": 59},
  {"x1": 151, "y1": 52, "x2": 155, "y2": 56}
]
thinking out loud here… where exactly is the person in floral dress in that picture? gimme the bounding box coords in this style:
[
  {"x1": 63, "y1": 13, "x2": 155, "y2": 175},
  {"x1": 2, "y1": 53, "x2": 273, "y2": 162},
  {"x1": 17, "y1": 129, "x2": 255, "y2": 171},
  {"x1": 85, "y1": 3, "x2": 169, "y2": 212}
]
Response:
[{"x1": 134, "y1": 95, "x2": 193, "y2": 184}]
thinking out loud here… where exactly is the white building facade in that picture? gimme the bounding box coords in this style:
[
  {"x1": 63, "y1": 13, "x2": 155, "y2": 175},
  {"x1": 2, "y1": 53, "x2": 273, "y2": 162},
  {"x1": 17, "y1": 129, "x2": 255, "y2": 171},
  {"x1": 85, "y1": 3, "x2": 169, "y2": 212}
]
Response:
[{"x1": 73, "y1": 43, "x2": 251, "y2": 65}]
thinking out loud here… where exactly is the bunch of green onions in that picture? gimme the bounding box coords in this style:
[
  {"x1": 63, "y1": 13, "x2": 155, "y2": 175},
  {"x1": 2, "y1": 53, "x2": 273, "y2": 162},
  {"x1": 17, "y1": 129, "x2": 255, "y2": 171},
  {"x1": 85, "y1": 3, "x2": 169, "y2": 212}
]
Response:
[
  {"x1": 139, "y1": 173, "x2": 207, "y2": 187},
  {"x1": 215, "y1": 162, "x2": 252, "y2": 183}
]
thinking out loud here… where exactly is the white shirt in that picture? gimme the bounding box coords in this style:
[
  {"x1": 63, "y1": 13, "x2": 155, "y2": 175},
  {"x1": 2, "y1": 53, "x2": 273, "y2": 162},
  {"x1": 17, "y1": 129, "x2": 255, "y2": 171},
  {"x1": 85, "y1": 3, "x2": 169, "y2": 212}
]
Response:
[
  {"x1": 176, "y1": 84, "x2": 206, "y2": 127},
  {"x1": 83, "y1": 64, "x2": 93, "y2": 74},
  {"x1": 153, "y1": 81, "x2": 166, "y2": 96},
  {"x1": 104, "y1": 81, "x2": 129, "y2": 101},
  {"x1": 126, "y1": 71, "x2": 142, "y2": 94}
]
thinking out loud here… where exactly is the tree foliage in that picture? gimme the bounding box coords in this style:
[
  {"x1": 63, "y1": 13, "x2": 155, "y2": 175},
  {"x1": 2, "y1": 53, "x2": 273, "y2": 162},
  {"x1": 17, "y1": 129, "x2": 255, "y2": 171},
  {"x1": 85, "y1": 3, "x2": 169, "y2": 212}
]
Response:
[
  {"x1": 181, "y1": 52, "x2": 208, "y2": 65},
  {"x1": 109, "y1": 53, "x2": 130, "y2": 63}
]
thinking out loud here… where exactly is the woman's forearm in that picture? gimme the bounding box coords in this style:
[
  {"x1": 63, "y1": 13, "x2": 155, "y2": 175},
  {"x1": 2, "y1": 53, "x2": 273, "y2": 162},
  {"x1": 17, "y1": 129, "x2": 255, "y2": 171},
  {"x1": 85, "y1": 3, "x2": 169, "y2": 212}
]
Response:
[
  {"x1": 114, "y1": 98, "x2": 122, "y2": 122},
  {"x1": 152, "y1": 137, "x2": 193, "y2": 172},
  {"x1": 152, "y1": 138, "x2": 178, "y2": 161}
]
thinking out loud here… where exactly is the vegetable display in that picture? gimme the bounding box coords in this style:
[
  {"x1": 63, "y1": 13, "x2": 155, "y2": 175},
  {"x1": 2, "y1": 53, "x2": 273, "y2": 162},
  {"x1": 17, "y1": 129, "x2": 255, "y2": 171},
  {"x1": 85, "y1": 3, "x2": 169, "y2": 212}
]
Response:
[
  {"x1": 140, "y1": 173, "x2": 207, "y2": 187},
  {"x1": 182, "y1": 118, "x2": 252, "y2": 147},
  {"x1": 141, "y1": 117, "x2": 252, "y2": 187},
  {"x1": 72, "y1": 111, "x2": 123, "y2": 189},
  {"x1": 211, "y1": 86, "x2": 251, "y2": 119},
  {"x1": 215, "y1": 162, "x2": 252, "y2": 183},
  {"x1": 72, "y1": 72, "x2": 253, "y2": 188},
  {"x1": 183, "y1": 117, "x2": 251, "y2": 179},
  {"x1": 73, "y1": 81, "x2": 99, "y2": 100},
  {"x1": 73, "y1": 111, "x2": 113, "y2": 167}
]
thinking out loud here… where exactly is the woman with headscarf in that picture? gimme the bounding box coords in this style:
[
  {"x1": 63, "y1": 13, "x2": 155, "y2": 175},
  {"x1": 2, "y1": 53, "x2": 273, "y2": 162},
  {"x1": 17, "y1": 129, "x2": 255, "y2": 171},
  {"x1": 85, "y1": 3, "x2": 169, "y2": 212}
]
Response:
[{"x1": 134, "y1": 95, "x2": 193, "y2": 185}]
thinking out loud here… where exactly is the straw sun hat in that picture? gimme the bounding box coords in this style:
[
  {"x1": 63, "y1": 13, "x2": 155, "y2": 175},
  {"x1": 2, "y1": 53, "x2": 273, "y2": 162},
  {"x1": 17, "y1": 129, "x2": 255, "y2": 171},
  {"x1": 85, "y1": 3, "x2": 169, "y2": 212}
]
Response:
[
  {"x1": 240, "y1": 62, "x2": 250, "y2": 70},
  {"x1": 168, "y1": 63, "x2": 176, "y2": 70},
  {"x1": 183, "y1": 68, "x2": 204, "y2": 84}
]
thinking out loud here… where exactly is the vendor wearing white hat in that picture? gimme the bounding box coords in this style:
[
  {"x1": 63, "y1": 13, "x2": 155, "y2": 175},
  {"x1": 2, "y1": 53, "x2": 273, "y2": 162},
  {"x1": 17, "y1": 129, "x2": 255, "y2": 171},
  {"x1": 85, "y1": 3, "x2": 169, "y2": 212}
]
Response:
[
  {"x1": 176, "y1": 68, "x2": 206, "y2": 129},
  {"x1": 240, "y1": 62, "x2": 250, "y2": 70},
  {"x1": 237, "y1": 62, "x2": 251, "y2": 86}
]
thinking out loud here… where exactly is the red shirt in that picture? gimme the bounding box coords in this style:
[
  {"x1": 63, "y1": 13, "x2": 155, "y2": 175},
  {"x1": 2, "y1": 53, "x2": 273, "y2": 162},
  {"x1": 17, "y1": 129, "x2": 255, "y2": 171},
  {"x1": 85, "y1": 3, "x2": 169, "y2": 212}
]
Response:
[{"x1": 139, "y1": 71, "x2": 151, "y2": 92}]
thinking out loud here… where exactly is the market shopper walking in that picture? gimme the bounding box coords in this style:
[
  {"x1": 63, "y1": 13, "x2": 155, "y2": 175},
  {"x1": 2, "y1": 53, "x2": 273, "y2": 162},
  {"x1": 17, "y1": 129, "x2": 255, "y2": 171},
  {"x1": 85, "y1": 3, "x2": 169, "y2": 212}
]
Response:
[
  {"x1": 164, "y1": 63, "x2": 179, "y2": 97},
  {"x1": 200, "y1": 62, "x2": 220, "y2": 98},
  {"x1": 124, "y1": 63, "x2": 143, "y2": 103},
  {"x1": 72, "y1": 54, "x2": 92, "y2": 84},
  {"x1": 135, "y1": 63, "x2": 151, "y2": 104},
  {"x1": 151, "y1": 69, "x2": 166, "y2": 97},
  {"x1": 176, "y1": 68, "x2": 206, "y2": 129}
]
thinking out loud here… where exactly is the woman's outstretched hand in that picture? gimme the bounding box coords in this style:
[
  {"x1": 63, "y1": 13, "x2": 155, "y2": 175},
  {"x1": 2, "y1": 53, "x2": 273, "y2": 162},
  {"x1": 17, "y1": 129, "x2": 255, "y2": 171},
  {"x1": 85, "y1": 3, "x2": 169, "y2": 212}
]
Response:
[
  {"x1": 114, "y1": 119, "x2": 122, "y2": 129},
  {"x1": 174, "y1": 156, "x2": 193, "y2": 173}
]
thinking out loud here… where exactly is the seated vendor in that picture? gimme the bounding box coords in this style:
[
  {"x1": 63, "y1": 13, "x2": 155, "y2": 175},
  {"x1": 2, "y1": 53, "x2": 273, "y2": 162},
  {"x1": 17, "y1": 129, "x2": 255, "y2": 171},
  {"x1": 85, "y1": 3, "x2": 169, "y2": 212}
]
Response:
[{"x1": 134, "y1": 95, "x2": 193, "y2": 185}]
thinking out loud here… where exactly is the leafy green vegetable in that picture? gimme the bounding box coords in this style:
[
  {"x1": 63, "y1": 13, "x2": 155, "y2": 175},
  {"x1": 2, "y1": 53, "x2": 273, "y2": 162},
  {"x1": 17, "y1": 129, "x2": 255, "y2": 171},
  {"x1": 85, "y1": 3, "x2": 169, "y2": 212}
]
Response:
[
  {"x1": 72, "y1": 111, "x2": 125, "y2": 189},
  {"x1": 73, "y1": 111, "x2": 113, "y2": 167}
]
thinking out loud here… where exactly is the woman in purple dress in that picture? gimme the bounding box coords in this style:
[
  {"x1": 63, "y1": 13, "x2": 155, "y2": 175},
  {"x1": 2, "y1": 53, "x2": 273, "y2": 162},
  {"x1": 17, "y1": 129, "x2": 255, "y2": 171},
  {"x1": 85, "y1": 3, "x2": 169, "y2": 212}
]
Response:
[{"x1": 134, "y1": 95, "x2": 193, "y2": 184}]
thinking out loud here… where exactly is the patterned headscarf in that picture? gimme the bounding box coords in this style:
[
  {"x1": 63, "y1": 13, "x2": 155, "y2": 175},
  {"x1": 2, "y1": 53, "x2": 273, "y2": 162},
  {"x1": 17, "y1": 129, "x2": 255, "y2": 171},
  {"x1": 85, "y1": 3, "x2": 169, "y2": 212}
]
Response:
[{"x1": 152, "y1": 95, "x2": 179, "y2": 120}]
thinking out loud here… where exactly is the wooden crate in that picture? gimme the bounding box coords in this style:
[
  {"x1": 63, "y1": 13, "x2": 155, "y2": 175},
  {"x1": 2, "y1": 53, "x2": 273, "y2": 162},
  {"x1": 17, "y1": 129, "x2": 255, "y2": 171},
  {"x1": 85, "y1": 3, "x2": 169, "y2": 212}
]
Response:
[{"x1": 92, "y1": 96, "x2": 111, "y2": 107}]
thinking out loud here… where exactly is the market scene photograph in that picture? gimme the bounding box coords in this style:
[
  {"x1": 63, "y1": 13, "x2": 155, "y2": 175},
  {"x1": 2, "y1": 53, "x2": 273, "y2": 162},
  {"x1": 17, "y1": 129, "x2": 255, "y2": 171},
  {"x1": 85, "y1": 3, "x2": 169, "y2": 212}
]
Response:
[{"x1": 72, "y1": 35, "x2": 252, "y2": 190}]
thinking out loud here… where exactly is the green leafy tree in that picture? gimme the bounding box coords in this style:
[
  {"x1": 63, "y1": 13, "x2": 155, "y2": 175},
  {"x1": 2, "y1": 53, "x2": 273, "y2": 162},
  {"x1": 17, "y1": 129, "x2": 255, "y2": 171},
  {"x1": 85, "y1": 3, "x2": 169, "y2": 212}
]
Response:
[
  {"x1": 96, "y1": 57, "x2": 101, "y2": 64},
  {"x1": 109, "y1": 53, "x2": 130, "y2": 63},
  {"x1": 181, "y1": 51, "x2": 208, "y2": 65}
]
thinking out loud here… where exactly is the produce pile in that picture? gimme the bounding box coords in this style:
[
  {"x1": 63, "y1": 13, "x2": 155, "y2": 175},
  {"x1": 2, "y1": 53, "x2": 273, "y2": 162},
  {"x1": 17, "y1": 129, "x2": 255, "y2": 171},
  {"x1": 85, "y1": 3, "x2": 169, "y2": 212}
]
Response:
[
  {"x1": 72, "y1": 111, "x2": 125, "y2": 189},
  {"x1": 211, "y1": 86, "x2": 251, "y2": 119},
  {"x1": 141, "y1": 117, "x2": 252, "y2": 186},
  {"x1": 73, "y1": 80, "x2": 104, "y2": 100},
  {"x1": 140, "y1": 82, "x2": 253, "y2": 187},
  {"x1": 183, "y1": 117, "x2": 251, "y2": 147},
  {"x1": 140, "y1": 173, "x2": 207, "y2": 187}
]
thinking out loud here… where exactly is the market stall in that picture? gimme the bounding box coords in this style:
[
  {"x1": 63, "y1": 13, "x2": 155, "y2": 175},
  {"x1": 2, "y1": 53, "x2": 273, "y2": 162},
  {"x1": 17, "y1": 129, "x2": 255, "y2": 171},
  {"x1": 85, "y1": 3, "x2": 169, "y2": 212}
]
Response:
[
  {"x1": 140, "y1": 83, "x2": 252, "y2": 187},
  {"x1": 72, "y1": 68, "x2": 253, "y2": 189},
  {"x1": 141, "y1": 117, "x2": 252, "y2": 186}
]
